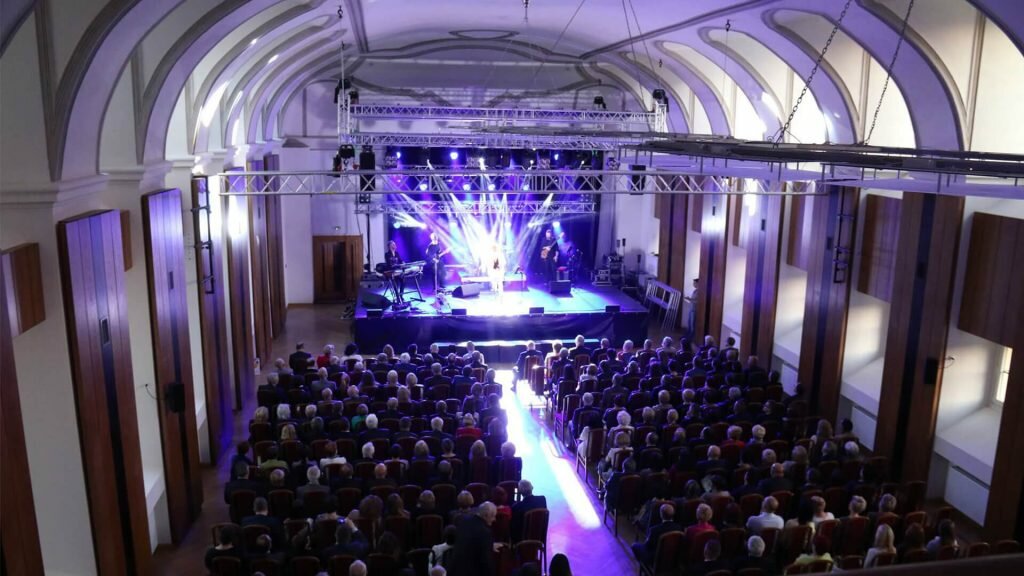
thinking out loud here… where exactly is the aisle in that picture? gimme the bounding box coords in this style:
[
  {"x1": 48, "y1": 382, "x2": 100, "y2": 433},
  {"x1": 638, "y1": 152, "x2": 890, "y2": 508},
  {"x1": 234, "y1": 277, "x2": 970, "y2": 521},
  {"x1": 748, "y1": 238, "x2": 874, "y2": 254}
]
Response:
[{"x1": 497, "y1": 370, "x2": 638, "y2": 574}]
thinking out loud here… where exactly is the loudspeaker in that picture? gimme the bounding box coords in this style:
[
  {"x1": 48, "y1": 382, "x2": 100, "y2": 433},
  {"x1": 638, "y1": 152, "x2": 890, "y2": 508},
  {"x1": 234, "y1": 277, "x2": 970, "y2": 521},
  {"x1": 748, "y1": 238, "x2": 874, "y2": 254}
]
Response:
[
  {"x1": 165, "y1": 383, "x2": 185, "y2": 414},
  {"x1": 629, "y1": 164, "x2": 646, "y2": 195},
  {"x1": 528, "y1": 307, "x2": 544, "y2": 315},
  {"x1": 453, "y1": 283, "x2": 482, "y2": 298},
  {"x1": 452, "y1": 308, "x2": 468, "y2": 316},
  {"x1": 360, "y1": 291, "x2": 392, "y2": 310},
  {"x1": 549, "y1": 280, "x2": 571, "y2": 295},
  {"x1": 924, "y1": 357, "x2": 939, "y2": 385},
  {"x1": 605, "y1": 305, "x2": 621, "y2": 313},
  {"x1": 359, "y1": 148, "x2": 376, "y2": 191},
  {"x1": 367, "y1": 309, "x2": 384, "y2": 318}
]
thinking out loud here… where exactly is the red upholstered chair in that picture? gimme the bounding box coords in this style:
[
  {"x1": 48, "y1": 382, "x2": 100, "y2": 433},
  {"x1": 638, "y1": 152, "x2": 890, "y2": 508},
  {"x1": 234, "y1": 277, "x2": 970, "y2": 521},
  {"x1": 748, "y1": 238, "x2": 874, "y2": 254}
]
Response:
[
  {"x1": 553, "y1": 394, "x2": 580, "y2": 445},
  {"x1": 993, "y1": 540, "x2": 1020, "y2": 555},
  {"x1": 719, "y1": 527, "x2": 747, "y2": 560},
  {"x1": 873, "y1": 552, "x2": 897, "y2": 566},
  {"x1": 210, "y1": 522, "x2": 239, "y2": 546},
  {"x1": 229, "y1": 489, "x2": 257, "y2": 524},
  {"x1": 211, "y1": 556, "x2": 243, "y2": 576},
  {"x1": 367, "y1": 553, "x2": 398, "y2": 576},
  {"x1": 431, "y1": 483, "x2": 457, "y2": 514},
  {"x1": 523, "y1": 508, "x2": 550, "y2": 566},
  {"x1": 603, "y1": 474, "x2": 641, "y2": 537},
  {"x1": 780, "y1": 525, "x2": 813, "y2": 566},
  {"x1": 839, "y1": 555, "x2": 863, "y2": 570},
  {"x1": 937, "y1": 545, "x2": 959, "y2": 560},
  {"x1": 782, "y1": 563, "x2": 806, "y2": 575},
  {"x1": 326, "y1": 555, "x2": 355, "y2": 576},
  {"x1": 415, "y1": 514, "x2": 444, "y2": 548},
  {"x1": 289, "y1": 556, "x2": 322, "y2": 576},
  {"x1": 639, "y1": 530, "x2": 684, "y2": 576},
  {"x1": 838, "y1": 516, "x2": 870, "y2": 556},
  {"x1": 740, "y1": 493, "x2": 764, "y2": 523},
  {"x1": 241, "y1": 524, "x2": 270, "y2": 550},
  {"x1": 514, "y1": 539, "x2": 545, "y2": 569},
  {"x1": 902, "y1": 549, "x2": 929, "y2": 563},
  {"x1": 399, "y1": 484, "x2": 422, "y2": 511},
  {"x1": 250, "y1": 557, "x2": 283, "y2": 576},
  {"x1": 687, "y1": 529, "x2": 720, "y2": 565},
  {"x1": 466, "y1": 482, "x2": 490, "y2": 504},
  {"x1": 385, "y1": 515, "x2": 412, "y2": 549},
  {"x1": 335, "y1": 487, "x2": 363, "y2": 516},
  {"x1": 805, "y1": 559, "x2": 833, "y2": 573}
]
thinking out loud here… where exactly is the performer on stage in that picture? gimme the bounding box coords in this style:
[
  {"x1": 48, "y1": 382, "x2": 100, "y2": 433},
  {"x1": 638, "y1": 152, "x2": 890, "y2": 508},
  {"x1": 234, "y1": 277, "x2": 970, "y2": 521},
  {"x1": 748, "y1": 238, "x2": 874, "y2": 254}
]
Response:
[
  {"x1": 424, "y1": 232, "x2": 448, "y2": 291},
  {"x1": 385, "y1": 240, "x2": 405, "y2": 302},
  {"x1": 486, "y1": 242, "x2": 506, "y2": 296},
  {"x1": 540, "y1": 228, "x2": 559, "y2": 281}
]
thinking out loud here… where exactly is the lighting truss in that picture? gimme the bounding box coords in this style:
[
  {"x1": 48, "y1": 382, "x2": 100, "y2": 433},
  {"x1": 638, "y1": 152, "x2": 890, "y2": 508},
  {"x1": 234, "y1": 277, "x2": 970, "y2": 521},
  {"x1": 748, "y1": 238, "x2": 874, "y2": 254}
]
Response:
[
  {"x1": 215, "y1": 169, "x2": 822, "y2": 197},
  {"x1": 348, "y1": 103, "x2": 662, "y2": 129},
  {"x1": 346, "y1": 131, "x2": 638, "y2": 151},
  {"x1": 352, "y1": 200, "x2": 598, "y2": 216}
]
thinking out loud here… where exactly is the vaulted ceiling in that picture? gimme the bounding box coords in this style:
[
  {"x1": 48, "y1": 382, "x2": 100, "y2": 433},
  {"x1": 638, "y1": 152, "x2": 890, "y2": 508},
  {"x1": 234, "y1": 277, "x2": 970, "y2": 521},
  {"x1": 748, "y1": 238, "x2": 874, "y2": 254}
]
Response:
[{"x1": 1, "y1": 0, "x2": 1022, "y2": 186}]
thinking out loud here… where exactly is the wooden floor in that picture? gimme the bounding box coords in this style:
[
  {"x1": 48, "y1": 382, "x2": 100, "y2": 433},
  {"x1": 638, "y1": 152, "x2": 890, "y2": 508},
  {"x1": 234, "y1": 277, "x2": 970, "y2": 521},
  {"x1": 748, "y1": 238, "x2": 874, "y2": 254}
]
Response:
[{"x1": 153, "y1": 303, "x2": 658, "y2": 574}]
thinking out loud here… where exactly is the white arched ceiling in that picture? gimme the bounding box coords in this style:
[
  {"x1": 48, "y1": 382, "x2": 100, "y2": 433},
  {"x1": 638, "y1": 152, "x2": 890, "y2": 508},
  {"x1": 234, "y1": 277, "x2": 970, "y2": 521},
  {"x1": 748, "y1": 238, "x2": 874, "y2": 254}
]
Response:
[{"x1": 7, "y1": 0, "x2": 1016, "y2": 184}]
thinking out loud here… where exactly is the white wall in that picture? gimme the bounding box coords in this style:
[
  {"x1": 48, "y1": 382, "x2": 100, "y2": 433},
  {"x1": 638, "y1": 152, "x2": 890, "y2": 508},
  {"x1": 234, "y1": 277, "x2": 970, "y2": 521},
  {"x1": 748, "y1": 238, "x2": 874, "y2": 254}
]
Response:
[
  {"x1": 611, "y1": 189, "x2": 658, "y2": 276},
  {"x1": 722, "y1": 242, "x2": 746, "y2": 338}
]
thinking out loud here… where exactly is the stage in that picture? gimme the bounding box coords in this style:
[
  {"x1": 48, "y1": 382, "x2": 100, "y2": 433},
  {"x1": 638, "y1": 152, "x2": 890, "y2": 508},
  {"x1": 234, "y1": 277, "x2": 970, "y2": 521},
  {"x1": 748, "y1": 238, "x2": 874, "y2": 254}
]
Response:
[{"x1": 353, "y1": 281, "x2": 649, "y2": 352}]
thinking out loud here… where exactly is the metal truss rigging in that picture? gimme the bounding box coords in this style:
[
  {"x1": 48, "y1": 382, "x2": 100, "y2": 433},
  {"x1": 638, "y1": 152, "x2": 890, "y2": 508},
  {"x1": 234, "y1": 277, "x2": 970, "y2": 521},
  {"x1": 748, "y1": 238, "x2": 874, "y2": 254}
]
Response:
[
  {"x1": 353, "y1": 200, "x2": 598, "y2": 216},
  {"x1": 346, "y1": 131, "x2": 641, "y2": 151},
  {"x1": 348, "y1": 103, "x2": 662, "y2": 128},
  {"x1": 215, "y1": 168, "x2": 821, "y2": 197}
]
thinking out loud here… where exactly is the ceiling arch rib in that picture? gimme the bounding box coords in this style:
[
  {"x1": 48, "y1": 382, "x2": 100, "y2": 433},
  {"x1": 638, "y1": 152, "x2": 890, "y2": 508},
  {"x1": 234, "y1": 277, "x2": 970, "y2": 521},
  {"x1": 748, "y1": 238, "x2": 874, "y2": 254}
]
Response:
[
  {"x1": 187, "y1": 6, "x2": 332, "y2": 153},
  {"x1": 969, "y1": 0, "x2": 1024, "y2": 56},
  {"x1": 751, "y1": 11, "x2": 860, "y2": 144},
  {"x1": 59, "y1": 0, "x2": 183, "y2": 181},
  {"x1": 697, "y1": 28, "x2": 785, "y2": 139},
  {"x1": 657, "y1": 42, "x2": 739, "y2": 136},
  {"x1": 201, "y1": 16, "x2": 337, "y2": 154},
  {"x1": 139, "y1": 0, "x2": 312, "y2": 165},
  {"x1": 790, "y1": 0, "x2": 963, "y2": 149}
]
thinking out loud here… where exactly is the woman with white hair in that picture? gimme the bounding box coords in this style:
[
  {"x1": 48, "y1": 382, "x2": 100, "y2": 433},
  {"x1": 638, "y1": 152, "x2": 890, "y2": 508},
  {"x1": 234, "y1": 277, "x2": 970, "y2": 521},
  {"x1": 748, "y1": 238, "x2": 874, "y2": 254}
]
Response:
[
  {"x1": 608, "y1": 410, "x2": 634, "y2": 446},
  {"x1": 386, "y1": 370, "x2": 400, "y2": 387},
  {"x1": 275, "y1": 403, "x2": 292, "y2": 423}
]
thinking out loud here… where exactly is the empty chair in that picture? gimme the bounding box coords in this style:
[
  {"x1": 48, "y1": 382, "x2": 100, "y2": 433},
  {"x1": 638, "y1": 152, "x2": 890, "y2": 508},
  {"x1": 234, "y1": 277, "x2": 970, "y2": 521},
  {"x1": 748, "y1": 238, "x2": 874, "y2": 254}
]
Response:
[{"x1": 638, "y1": 530, "x2": 684, "y2": 576}]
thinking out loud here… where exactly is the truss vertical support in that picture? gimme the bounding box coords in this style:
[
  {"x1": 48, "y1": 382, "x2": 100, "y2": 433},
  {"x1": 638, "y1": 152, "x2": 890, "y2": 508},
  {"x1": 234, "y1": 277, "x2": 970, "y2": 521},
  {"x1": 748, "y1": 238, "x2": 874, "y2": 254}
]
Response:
[{"x1": 654, "y1": 102, "x2": 668, "y2": 132}]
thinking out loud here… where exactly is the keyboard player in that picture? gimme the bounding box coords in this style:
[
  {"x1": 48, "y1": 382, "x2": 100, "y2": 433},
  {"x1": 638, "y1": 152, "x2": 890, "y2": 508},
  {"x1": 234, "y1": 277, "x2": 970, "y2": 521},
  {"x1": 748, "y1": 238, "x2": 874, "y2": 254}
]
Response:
[{"x1": 384, "y1": 240, "x2": 406, "y2": 303}]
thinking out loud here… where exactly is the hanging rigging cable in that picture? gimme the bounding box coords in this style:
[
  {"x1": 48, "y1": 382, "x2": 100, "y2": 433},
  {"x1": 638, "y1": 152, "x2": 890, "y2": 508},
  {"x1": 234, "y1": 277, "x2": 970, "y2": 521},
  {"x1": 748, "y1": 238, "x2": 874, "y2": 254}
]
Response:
[
  {"x1": 862, "y1": 0, "x2": 915, "y2": 145},
  {"x1": 527, "y1": 0, "x2": 587, "y2": 92},
  {"x1": 772, "y1": 0, "x2": 853, "y2": 145},
  {"x1": 721, "y1": 19, "x2": 731, "y2": 110},
  {"x1": 620, "y1": 0, "x2": 647, "y2": 108}
]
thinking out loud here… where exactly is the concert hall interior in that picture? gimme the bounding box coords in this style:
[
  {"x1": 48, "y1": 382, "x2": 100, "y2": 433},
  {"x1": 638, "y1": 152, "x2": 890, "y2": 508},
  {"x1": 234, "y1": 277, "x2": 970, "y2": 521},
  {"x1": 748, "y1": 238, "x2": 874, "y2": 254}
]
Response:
[{"x1": 2, "y1": 1, "x2": 1024, "y2": 575}]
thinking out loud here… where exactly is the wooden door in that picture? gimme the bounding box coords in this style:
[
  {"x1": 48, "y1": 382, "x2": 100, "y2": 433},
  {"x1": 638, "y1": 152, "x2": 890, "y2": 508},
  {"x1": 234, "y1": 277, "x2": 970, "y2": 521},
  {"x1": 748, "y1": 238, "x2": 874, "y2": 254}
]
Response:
[
  {"x1": 58, "y1": 210, "x2": 151, "y2": 575},
  {"x1": 313, "y1": 235, "x2": 363, "y2": 302},
  {"x1": 0, "y1": 247, "x2": 44, "y2": 575},
  {"x1": 142, "y1": 189, "x2": 204, "y2": 543}
]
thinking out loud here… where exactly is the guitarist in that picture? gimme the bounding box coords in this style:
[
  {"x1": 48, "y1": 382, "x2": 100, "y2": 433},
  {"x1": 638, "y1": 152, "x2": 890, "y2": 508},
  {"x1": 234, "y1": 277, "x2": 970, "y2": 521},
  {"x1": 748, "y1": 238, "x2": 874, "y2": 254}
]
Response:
[
  {"x1": 540, "y1": 228, "x2": 559, "y2": 282},
  {"x1": 424, "y1": 232, "x2": 449, "y2": 291}
]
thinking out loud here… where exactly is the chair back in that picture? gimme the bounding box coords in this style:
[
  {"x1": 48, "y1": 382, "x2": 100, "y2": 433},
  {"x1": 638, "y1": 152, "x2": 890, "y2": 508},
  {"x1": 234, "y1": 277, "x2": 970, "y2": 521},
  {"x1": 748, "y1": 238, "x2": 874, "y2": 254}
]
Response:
[
  {"x1": 250, "y1": 557, "x2": 282, "y2": 576},
  {"x1": 399, "y1": 484, "x2": 423, "y2": 510},
  {"x1": 839, "y1": 516, "x2": 869, "y2": 556},
  {"x1": 936, "y1": 544, "x2": 958, "y2": 560},
  {"x1": 312, "y1": 518, "x2": 338, "y2": 549},
  {"x1": 771, "y1": 490, "x2": 794, "y2": 517},
  {"x1": 289, "y1": 556, "x2": 322, "y2": 576},
  {"x1": 994, "y1": 540, "x2": 1020, "y2": 555},
  {"x1": 469, "y1": 456, "x2": 490, "y2": 484},
  {"x1": 652, "y1": 530, "x2": 685, "y2": 574},
  {"x1": 839, "y1": 555, "x2": 863, "y2": 570},
  {"x1": 385, "y1": 515, "x2": 412, "y2": 548},
  {"x1": 327, "y1": 554, "x2": 355, "y2": 576},
  {"x1": 781, "y1": 524, "x2": 813, "y2": 565},
  {"x1": 874, "y1": 552, "x2": 897, "y2": 566},
  {"x1": 688, "y1": 529, "x2": 720, "y2": 564},
  {"x1": 335, "y1": 487, "x2": 363, "y2": 515},
  {"x1": 783, "y1": 563, "x2": 807, "y2": 575},
  {"x1": 466, "y1": 482, "x2": 491, "y2": 504},
  {"x1": 431, "y1": 483, "x2": 457, "y2": 512},
  {"x1": 241, "y1": 524, "x2": 270, "y2": 549},
  {"x1": 409, "y1": 459, "x2": 434, "y2": 485},
  {"x1": 229, "y1": 489, "x2": 257, "y2": 523},
  {"x1": 415, "y1": 514, "x2": 444, "y2": 547},
  {"x1": 210, "y1": 522, "x2": 239, "y2": 546},
  {"x1": 805, "y1": 559, "x2": 832, "y2": 573},
  {"x1": 902, "y1": 548, "x2": 929, "y2": 563},
  {"x1": 367, "y1": 553, "x2": 398, "y2": 576},
  {"x1": 523, "y1": 508, "x2": 549, "y2": 545},
  {"x1": 719, "y1": 526, "x2": 747, "y2": 559},
  {"x1": 211, "y1": 556, "x2": 243, "y2": 576},
  {"x1": 740, "y1": 493, "x2": 764, "y2": 522},
  {"x1": 514, "y1": 539, "x2": 545, "y2": 566}
]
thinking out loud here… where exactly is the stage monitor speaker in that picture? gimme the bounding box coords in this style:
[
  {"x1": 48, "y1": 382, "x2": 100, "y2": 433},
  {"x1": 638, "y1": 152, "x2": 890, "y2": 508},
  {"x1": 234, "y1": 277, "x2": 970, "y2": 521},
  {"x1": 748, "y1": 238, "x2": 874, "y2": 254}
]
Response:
[
  {"x1": 453, "y1": 283, "x2": 482, "y2": 298},
  {"x1": 528, "y1": 307, "x2": 544, "y2": 315},
  {"x1": 165, "y1": 383, "x2": 185, "y2": 414},
  {"x1": 367, "y1": 309, "x2": 384, "y2": 318},
  {"x1": 360, "y1": 291, "x2": 392, "y2": 310},
  {"x1": 549, "y1": 280, "x2": 571, "y2": 295},
  {"x1": 605, "y1": 305, "x2": 621, "y2": 313},
  {"x1": 452, "y1": 308, "x2": 468, "y2": 316}
]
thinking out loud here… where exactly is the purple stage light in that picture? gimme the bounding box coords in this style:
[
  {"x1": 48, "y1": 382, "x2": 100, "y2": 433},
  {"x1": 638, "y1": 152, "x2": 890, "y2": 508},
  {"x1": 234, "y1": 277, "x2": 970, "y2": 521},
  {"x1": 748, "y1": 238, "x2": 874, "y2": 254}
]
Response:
[
  {"x1": 554, "y1": 153, "x2": 560, "y2": 161},
  {"x1": 553, "y1": 220, "x2": 561, "y2": 229},
  {"x1": 418, "y1": 183, "x2": 428, "y2": 191},
  {"x1": 487, "y1": 183, "x2": 496, "y2": 191},
  {"x1": 393, "y1": 222, "x2": 401, "y2": 229},
  {"x1": 449, "y1": 151, "x2": 459, "y2": 161},
  {"x1": 396, "y1": 151, "x2": 402, "y2": 159},
  {"x1": 522, "y1": 184, "x2": 530, "y2": 191},
  {"x1": 462, "y1": 183, "x2": 471, "y2": 191}
]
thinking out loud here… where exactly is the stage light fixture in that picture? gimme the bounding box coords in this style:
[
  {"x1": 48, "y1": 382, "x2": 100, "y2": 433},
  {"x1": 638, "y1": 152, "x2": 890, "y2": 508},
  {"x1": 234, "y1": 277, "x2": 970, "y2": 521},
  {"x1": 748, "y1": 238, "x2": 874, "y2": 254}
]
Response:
[
  {"x1": 449, "y1": 151, "x2": 459, "y2": 161},
  {"x1": 393, "y1": 222, "x2": 400, "y2": 229},
  {"x1": 553, "y1": 221, "x2": 561, "y2": 229},
  {"x1": 553, "y1": 153, "x2": 560, "y2": 161},
  {"x1": 593, "y1": 96, "x2": 607, "y2": 110},
  {"x1": 522, "y1": 184, "x2": 530, "y2": 191},
  {"x1": 418, "y1": 183, "x2": 428, "y2": 191},
  {"x1": 487, "y1": 184, "x2": 496, "y2": 191},
  {"x1": 396, "y1": 151, "x2": 402, "y2": 159},
  {"x1": 462, "y1": 183, "x2": 471, "y2": 191}
]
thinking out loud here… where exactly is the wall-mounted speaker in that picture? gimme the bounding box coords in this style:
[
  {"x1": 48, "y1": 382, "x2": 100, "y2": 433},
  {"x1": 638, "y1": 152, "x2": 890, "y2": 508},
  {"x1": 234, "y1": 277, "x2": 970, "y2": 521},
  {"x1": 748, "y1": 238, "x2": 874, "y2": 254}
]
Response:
[{"x1": 165, "y1": 383, "x2": 185, "y2": 414}]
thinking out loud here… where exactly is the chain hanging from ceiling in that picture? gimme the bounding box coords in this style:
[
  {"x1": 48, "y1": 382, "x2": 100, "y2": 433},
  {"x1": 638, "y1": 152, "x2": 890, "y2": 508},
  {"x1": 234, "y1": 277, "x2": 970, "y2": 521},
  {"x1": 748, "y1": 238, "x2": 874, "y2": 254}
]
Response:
[
  {"x1": 772, "y1": 0, "x2": 854, "y2": 145},
  {"x1": 862, "y1": 0, "x2": 916, "y2": 145}
]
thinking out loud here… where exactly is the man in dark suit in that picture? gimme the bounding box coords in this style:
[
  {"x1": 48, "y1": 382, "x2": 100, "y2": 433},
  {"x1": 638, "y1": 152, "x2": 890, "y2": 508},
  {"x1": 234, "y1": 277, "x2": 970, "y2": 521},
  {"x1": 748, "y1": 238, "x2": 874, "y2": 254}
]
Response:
[
  {"x1": 289, "y1": 342, "x2": 313, "y2": 374},
  {"x1": 515, "y1": 340, "x2": 544, "y2": 389},
  {"x1": 510, "y1": 479, "x2": 547, "y2": 543},
  {"x1": 425, "y1": 363, "x2": 450, "y2": 389},
  {"x1": 569, "y1": 393, "x2": 601, "y2": 441},
  {"x1": 756, "y1": 463, "x2": 794, "y2": 496},
  {"x1": 631, "y1": 503, "x2": 681, "y2": 566},
  {"x1": 602, "y1": 373, "x2": 629, "y2": 409},
  {"x1": 568, "y1": 335, "x2": 592, "y2": 359},
  {"x1": 732, "y1": 534, "x2": 773, "y2": 573},
  {"x1": 451, "y1": 366, "x2": 476, "y2": 390},
  {"x1": 449, "y1": 503, "x2": 498, "y2": 576},
  {"x1": 696, "y1": 445, "x2": 731, "y2": 479},
  {"x1": 241, "y1": 497, "x2": 285, "y2": 549},
  {"x1": 357, "y1": 414, "x2": 391, "y2": 446},
  {"x1": 224, "y1": 462, "x2": 264, "y2": 504},
  {"x1": 319, "y1": 522, "x2": 369, "y2": 563}
]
